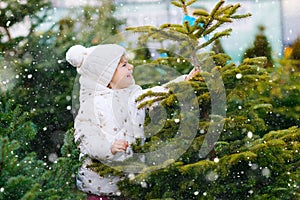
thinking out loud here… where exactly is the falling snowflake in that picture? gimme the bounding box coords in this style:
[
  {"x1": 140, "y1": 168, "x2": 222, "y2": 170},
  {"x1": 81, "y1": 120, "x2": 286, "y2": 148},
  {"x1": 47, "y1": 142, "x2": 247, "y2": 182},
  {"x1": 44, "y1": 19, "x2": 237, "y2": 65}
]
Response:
[
  {"x1": 128, "y1": 173, "x2": 135, "y2": 180},
  {"x1": 247, "y1": 131, "x2": 253, "y2": 138},
  {"x1": 262, "y1": 167, "x2": 271, "y2": 177},
  {"x1": 140, "y1": 181, "x2": 147, "y2": 188},
  {"x1": 236, "y1": 73, "x2": 242, "y2": 79}
]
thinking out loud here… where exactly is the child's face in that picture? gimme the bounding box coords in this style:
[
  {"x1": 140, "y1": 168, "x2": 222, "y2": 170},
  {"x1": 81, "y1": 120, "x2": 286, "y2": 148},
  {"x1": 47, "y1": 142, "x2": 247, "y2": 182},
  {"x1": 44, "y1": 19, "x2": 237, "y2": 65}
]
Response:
[{"x1": 109, "y1": 55, "x2": 135, "y2": 89}]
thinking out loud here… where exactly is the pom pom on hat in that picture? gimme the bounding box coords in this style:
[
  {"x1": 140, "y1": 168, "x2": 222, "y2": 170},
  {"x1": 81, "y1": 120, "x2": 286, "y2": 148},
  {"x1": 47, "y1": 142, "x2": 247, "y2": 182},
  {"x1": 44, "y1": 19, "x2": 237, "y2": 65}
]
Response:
[
  {"x1": 66, "y1": 45, "x2": 86, "y2": 68},
  {"x1": 66, "y1": 45, "x2": 96, "y2": 68}
]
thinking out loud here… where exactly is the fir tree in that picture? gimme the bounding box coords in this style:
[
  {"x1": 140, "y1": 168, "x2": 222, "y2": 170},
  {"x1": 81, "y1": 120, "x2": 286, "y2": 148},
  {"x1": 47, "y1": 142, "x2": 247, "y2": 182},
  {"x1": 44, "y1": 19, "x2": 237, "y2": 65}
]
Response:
[
  {"x1": 69, "y1": 0, "x2": 125, "y2": 46},
  {"x1": 0, "y1": 93, "x2": 84, "y2": 199},
  {"x1": 242, "y1": 25, "x2": 274, "y2": 68},
  {"x1": 126, "y1": 0, "x2": 251, "y2": 69},
  {"x1": 1, "y1": 0, "x2": 125, "y2": 160},
  {"x1": 0, "y1": 0, "x2": 50, "y2": 56},
  {"x1": 290, "y1": 37, "x2": 300, "y2": 60},
  {"x1": 288, "y1": 37, "x2": 300, "y2": 70}
]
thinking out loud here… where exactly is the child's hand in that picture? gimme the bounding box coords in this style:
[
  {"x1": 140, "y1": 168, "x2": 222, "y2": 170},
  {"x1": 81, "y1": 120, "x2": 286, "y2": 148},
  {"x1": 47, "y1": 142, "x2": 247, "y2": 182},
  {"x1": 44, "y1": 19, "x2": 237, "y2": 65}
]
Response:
[
  {"x1": 110, "y1": 139, "x2": 129, "y2": 155},
  {"x1": 185, "y1": 67, "x2": 201, "y2": 81}
]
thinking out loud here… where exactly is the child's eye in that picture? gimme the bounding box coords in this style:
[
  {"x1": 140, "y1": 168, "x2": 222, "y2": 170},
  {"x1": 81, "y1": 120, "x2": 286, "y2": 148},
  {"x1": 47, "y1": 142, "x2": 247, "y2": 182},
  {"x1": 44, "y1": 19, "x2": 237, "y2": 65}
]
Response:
[{"x1": 122, "y1": 63, "x2": 127, "y2": 67}]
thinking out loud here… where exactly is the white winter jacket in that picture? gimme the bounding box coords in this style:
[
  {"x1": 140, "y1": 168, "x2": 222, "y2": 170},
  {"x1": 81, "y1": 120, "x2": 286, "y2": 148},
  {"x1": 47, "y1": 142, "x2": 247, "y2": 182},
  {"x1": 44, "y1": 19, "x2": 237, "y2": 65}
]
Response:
[{"x1": 74, "y1": 75, "x2": 186, "y2": 196}]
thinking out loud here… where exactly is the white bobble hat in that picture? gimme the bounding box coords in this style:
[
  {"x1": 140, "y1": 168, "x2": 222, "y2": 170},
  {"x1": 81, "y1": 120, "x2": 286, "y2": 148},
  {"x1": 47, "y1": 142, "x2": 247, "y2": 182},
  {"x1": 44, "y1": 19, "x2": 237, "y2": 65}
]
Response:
[{"x1": 66, "y1": 44, "x2": 125, "y2": 86}]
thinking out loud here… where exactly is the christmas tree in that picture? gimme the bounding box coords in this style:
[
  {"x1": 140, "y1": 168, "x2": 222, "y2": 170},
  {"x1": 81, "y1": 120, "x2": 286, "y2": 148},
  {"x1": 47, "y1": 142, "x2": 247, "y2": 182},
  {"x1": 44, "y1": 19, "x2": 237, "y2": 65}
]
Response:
[
  {"x1": 290, "y1": 37, "x2": 300, "y2": 60},
  {"x1": 287, "y1": 37, "x2": 300, "y2": 70},
  {"x1": 0, "y1": 93, "x2": 84, "y2": 199},
  {"x1": 242, "y1": 25, "x2": 274, "y2": 68},
  {"x1": 1, "y1": 0, "x2": 125, "y2": 160},
  {"x1": 0, "y1": 0, "x2": 124, "y2": 199}
]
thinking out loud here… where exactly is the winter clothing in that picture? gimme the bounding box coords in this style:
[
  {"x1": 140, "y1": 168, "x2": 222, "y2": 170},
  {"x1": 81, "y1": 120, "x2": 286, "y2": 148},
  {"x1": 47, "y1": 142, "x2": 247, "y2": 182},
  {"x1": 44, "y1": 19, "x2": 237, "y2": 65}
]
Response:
[
  {"x1": 75, "y1": 83, "x2": 145, "y2": 196},
  {"x1": 66, "y1": 44, "x2": 125, "y2": 87},
  {"x1": 66, "y1": 44, "x2": 186, "y2": 197}
]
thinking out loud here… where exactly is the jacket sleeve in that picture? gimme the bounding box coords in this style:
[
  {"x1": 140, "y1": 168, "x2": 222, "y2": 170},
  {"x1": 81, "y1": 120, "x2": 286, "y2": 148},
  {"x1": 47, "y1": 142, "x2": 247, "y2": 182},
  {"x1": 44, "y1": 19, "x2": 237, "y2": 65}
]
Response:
[{"x1": 162, "y1": 74, "x2": 187, "y2": 86}]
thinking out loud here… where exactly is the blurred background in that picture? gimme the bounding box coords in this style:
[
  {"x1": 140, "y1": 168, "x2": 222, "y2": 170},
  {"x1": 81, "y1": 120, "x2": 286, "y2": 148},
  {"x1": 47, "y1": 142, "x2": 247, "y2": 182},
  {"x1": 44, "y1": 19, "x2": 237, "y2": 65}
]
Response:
[{"x1": 7, "y1": 0, "x2": 300, "y2": 62}]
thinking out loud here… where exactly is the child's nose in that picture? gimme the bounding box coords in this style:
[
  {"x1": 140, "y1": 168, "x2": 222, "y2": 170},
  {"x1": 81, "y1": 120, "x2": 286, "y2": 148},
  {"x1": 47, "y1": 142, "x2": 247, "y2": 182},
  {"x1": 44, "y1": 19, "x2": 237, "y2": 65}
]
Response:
[{"x1": 128, "y1": 64, "x2": 134, "y2": 70}]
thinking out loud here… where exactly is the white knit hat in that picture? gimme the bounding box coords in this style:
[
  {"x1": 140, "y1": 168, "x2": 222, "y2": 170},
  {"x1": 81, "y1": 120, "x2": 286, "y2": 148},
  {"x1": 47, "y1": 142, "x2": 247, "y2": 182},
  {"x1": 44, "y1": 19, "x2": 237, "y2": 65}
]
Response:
[{"x1": 66, "y1": 44, "x2": 125, "y2": 86}]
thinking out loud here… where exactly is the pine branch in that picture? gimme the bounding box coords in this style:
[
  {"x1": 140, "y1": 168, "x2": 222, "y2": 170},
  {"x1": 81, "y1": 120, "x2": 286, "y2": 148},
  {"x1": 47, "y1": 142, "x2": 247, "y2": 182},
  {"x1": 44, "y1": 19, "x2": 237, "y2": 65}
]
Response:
[
  {"x1": 241, "y1": 57, "x2": 268, "y2": 66},
  {"x1": 197, "y1": 28, "x2": 232, "y2": 50},
  {"x1": 193, "y1": 9, "x2": 210, "y2": 17},
  {"x1": 152, "y1": 57, "x2": 188, "y2": 65},
  {"x1": 160, "y1": 23, "x2": 183, "y2": 29},
  {"x1": 199, "y1": 21, "x2": 222, "y2": 37},
  {"x1": 126, "y1": 25, "x2": 158, "y2": 33},
  {"x1": 211, "y1": 0, "x2": 226, "y2": 17},
  {"x1": 186, "y1": 0, "x2": 197, "y2": 6},
  {"x1": 171, "y1": 0, "x2": 183, "y2": 8},
  {"x1": 214, "y1": 16, "x2": 232, "y2": 23},
  {"x1": 228, "y1": 3, "x2": 241, "y2": 15},
  {"x1": 184, "y1": 21, "x2": 196, "y2": 34},
  {"x1": 137, "y1": 96, "x2": 167, "y2": 109},
  {"x1": 136, "y1": 91, "x2": 169, "y2": 102},
  {"x1": 231, "y1": 13, "x2": 252, "y2": 19},
  {"x1": 153, "y1": 28, "x2": 196, "y2": 43},
  {"x1": 215, "y1": 4, "x2": 233, "y2": 16}
]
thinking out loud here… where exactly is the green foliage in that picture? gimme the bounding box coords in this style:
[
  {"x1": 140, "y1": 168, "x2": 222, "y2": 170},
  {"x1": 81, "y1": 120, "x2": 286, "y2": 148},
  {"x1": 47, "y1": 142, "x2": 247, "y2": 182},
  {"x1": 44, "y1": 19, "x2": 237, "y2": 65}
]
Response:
[
  {"x1": 126, "y1": 0, "x2": 251, "y2": 68},
  {"x1": 0, "y1": 0, "x2": 298, "y2": 199},
  {"x1": 118, "y1": 127, "x2": 300, "y2": 199},
  {"x1": 1, "y1": 0, "x2": 123, "y2": 199},
  {"x1": 67, "y1": 0, "x2": 125, "y2": 45},
  {"x1": 290, "y1": 37, "x2": 300, "y2": 60},
  {"x1": 1, "y1": 0, "x2": 125, "y2": 160},
  {"x1": 37, "y1": 128, "x2": 84, "y2": 200},
  {"x1": 259, "y1": 63, "x2": 300, "y2": 130},
  {"x1": 242, "y1": 26, "x2": 274, "y2": 68},
  {"x1": 0, "y1": 0, "x2": 51, "y2": 55},
  {"x1": 0, "y1": 96, "x2": 45, "y2": 199},
  {"x1": 0, "y1": 95, "x2": 84, "y2": 199},
  {"x1": 103, "y1": 1, "x2": 299, "y2": 199}
]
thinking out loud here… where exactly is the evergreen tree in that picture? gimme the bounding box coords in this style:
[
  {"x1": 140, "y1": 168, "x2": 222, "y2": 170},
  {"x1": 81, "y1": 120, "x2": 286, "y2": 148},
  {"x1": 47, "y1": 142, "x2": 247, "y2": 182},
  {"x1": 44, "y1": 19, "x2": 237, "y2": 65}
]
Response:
[
  {"x1": 72, "y1": 0, "x2": 125, "y2": 45},
  {"x1": 290, "y1": 37, "x2": 300, "y2": 60},
  {"x1": 288, "y1": 37, "x2": 300, "y2": 70},
  {"x1": 1, "y1": 0, "x2": 125, "y2": 199},
  {"x1": 242, "y1": 25, "x2": 274, "y2": 68},
  {"x1": 1, "y1": 0, "x2": 125, "y2": 160},
  {"x1": 261, "y1": 61, "x2": 300, "y2": 130},
  {"x1": 0, "y1": 92, "x2": 84, "y2": 199},
  {"x1": 0, "y1": 0, "x2": 50, "y2": 56}
]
